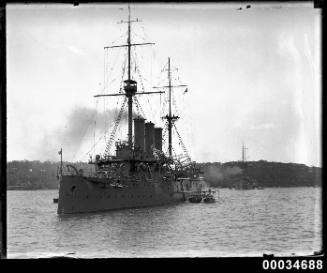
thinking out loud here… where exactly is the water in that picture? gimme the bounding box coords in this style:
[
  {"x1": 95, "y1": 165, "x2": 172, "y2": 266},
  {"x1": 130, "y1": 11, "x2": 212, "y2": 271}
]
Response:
[{"x1": 7, "y1": 187, "x2": 322, "y2": 258}]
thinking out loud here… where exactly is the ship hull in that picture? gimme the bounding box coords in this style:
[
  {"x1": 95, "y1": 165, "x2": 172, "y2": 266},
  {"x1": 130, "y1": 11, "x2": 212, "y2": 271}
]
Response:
[{"x1": 57, "y1": 175, "x2": 186, "y2": 214}]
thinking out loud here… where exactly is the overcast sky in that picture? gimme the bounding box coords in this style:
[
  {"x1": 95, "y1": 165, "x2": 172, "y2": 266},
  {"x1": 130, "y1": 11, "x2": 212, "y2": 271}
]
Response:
[{"x1": 6, "y1": 3, "x2": 321, "y2": 166}]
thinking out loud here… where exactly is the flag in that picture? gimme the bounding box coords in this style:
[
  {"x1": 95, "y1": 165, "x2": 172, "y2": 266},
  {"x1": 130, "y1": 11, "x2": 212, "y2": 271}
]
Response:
[
  {"x1": 184, "y1": 88, "x2": 188, "y2": 94},
  {"x1": 58, "y1": 148, "x2": 62, "y2": 155}
]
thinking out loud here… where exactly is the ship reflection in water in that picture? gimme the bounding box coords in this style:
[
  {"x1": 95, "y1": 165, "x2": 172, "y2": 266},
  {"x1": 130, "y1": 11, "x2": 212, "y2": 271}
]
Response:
[{"x1": 8, "y1": 187, "x2": 321, "y2": 258}]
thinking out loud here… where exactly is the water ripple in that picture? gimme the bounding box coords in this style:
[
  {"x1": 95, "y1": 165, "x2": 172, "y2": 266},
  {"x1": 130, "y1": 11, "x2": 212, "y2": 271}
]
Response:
[{"x1": 7, "y1": 187, "x2": 322, "y2": 258}]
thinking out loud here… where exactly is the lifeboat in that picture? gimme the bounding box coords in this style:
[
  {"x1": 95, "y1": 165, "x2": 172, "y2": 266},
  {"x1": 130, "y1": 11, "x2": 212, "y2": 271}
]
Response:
[{"x1": 203, "y1": 194, "x2": 215, "y2": 203}]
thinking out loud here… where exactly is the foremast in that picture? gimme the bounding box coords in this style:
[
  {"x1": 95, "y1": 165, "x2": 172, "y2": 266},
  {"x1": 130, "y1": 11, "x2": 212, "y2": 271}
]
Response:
[
  {"x1": 94, "y1": 6, "x2": 160, "y2": 159},
  {"x1": 126, "y1": 5, "x2": 133, "y2": 150}
]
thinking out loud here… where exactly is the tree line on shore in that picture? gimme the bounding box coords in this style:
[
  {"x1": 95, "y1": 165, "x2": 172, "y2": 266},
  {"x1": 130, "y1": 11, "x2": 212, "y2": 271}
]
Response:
[
  {"x1": 198, "y1": 160, "x2": 321, "y2": 188},
  {"x1": 6, "y1": 159, "x2": 321, "y2": 190}
]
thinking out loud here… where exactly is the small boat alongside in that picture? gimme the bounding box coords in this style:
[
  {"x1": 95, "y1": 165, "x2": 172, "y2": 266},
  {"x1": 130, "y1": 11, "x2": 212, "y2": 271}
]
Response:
[
  {"x1": 203, "y1": 193, "x2": 215, "y2": 203},
  {"x1": 203, "y1": 188, "x2": 216, "y2": 203},
  {"x1": 188, "y1": 188, "x2": 217, "y2": 203},
  {"x1": 53, "y1": 198, "x2": 58, "y2": 203}
]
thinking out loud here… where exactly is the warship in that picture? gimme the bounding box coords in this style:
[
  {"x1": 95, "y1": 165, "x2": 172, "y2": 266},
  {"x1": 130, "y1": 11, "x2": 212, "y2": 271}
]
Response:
[{"x1": 57, "y1": 6, "x2": 206, "y2": 214}]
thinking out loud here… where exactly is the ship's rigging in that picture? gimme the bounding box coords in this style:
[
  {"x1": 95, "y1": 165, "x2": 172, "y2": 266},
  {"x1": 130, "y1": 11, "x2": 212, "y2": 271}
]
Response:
[
  {"x1": 78, "y1": 6, "x2": 193, "y2": 167},
  {"x1": 153, "y1": 57, "x2": 192, "y2": 167},
  {"x1": 56, "y1": 5, "x2": 209, "y2": 215}
]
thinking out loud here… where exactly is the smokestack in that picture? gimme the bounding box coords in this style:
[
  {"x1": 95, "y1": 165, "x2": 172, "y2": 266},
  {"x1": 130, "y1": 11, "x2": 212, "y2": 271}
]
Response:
[
  {"x1": 134, "y1": 117, "x2": 145, "y2": 151},
  {"x1": 154, "y1": 127, "x2": 163, "y2": 151},
  {"x1": 144, "y1": 122, "x2": 155, "y2": 158}
]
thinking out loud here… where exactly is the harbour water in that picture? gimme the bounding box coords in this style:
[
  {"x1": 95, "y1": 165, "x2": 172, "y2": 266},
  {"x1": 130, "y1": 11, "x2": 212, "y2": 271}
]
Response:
[{"x1": 7, "y1": 187, "x2": 321, "y2": 258}]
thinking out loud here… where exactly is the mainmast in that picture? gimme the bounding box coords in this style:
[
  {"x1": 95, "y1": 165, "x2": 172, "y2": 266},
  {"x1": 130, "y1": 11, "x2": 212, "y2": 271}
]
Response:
[
  {"x1": 154, "y1": 58, "x2": 187, "y2": 157},
  {"x1": 166, "y1": 57, "x2": 179, "y2": 157},
  {"x1": 168, "y1": 58, "x2": 172, "y2": 118}
]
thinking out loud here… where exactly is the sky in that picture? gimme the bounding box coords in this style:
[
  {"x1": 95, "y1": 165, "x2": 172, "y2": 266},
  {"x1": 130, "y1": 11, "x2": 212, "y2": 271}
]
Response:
[{"x1": 6, "y1": 2, "x2": 322, "y2": 166}]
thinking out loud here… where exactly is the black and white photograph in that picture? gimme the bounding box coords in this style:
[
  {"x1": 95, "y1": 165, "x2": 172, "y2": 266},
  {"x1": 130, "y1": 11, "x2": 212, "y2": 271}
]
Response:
[{"x1": 4, "y1": 2, "x2": 322, "y2": 259}]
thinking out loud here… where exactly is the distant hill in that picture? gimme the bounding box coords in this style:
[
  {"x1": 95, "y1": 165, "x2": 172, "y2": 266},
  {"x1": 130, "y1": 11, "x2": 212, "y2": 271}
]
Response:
[
  {"x1": 6, "y1": 160, "x2": 91, "y2": 190},
  {"x1": 6, "y1": 160, "x2": 321, "y2": 190},
  {"x1": 198, "y1": 160, "x2": 321, "y2": 188}
]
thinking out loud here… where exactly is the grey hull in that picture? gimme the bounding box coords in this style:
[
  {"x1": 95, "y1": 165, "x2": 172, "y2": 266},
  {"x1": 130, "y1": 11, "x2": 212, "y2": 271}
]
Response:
[{"x1": 57, "y1": 175, "x2": 186, "y2": 214}]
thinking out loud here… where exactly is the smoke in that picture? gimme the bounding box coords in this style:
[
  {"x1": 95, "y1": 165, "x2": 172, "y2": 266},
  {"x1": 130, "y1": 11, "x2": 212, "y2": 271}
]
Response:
[
  {"x1": 224, "y1": 166, "x2": 243, "y2": 177},
  {"x1": 207, "y1": 167, "x2": 224, "y2": 181},
  {"x1": 207, "y1": 165, "x2": 243, "y2": 181},
  {"x1": 31, "y1": 105, "x2": 140, "y2": 162}
]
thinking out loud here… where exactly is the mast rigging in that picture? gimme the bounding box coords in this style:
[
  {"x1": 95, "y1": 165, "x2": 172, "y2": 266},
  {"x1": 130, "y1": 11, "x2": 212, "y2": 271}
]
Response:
[
  {"x1": 154, "y1": 58, "x2": 187, "y2": 158},
  {"x1": 94, "y1": 5, "x2": 161, "y2": 157}
]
